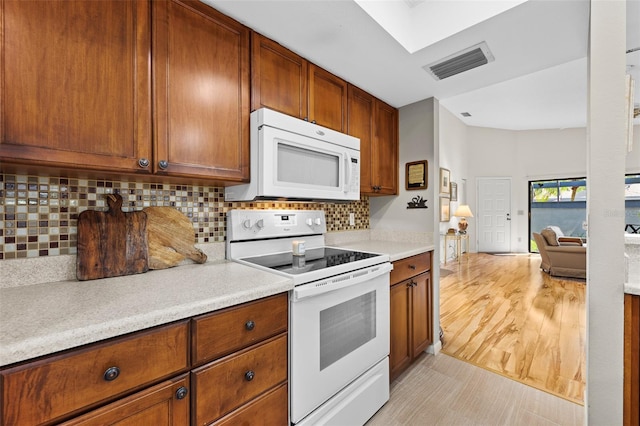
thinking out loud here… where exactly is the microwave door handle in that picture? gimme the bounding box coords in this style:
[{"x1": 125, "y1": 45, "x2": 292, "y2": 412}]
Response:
[{"x1": 344, "y1": 152, "x2": 352, "y2": 193}]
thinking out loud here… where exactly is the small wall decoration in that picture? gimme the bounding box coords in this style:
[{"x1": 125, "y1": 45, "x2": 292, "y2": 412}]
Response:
[
  {"x1": 439, "y1": 168, "x2": 450, "y2": 196},
  {"x1": 450, "y1": 182, "x2": 458, "y2": 201},
  {"x1": 406, "y1": 160, "x2": 427, "y2": 190},
  {"x1": 406, "y1": 195, "x2": 428, "y2": 209},
  {"x1": 440, "y1": 196, "x2": 450, "y2": 222}
]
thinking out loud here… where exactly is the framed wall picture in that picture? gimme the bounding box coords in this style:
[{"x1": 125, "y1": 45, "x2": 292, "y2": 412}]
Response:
[
  {"x1": 450, "y1": 182, "x2": 458, "y2": 201},
  {"x1": 440, "y1": 196, "x2": 450, "y2": 222},
  {"x1": 406, "y1": 160, "x2": 427, "y2": 190},
  {"x1": 439, "y1": 168, "x2": 450, "y2": 196}
]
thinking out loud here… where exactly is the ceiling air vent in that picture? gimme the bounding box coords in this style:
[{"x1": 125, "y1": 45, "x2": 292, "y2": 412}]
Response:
[
  {"x1": 461, "y1": 112, "x2": 472, "y2": 117},
  {"x1": 424, "y1": 42, "x2": 494, "y2": 81}
]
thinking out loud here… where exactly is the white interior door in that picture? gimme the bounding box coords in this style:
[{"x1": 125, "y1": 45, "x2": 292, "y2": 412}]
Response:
[{"x1": 477, "y1": 178, "x2": 511, "y2": 253}]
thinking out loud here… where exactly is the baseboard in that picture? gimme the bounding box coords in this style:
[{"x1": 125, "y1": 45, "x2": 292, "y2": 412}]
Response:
[{"x1": 427, "y1": 339, "x2": 442, "y2": 355}]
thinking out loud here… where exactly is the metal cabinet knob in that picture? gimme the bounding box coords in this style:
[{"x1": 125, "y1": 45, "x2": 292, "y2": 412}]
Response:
[
  {"x1": 244, "y1": 370, "x2": 255, "y2": 381},
  {"x1": 158, "y1": 160, "x2": 169, "y2": 170},
  {"x1": 103, "y1": 366, "x2": 120, "y2": 382},
  {"x1": 245, "y1": 320, "x2": 255, "y2": 331},
  {"x1": 409, "y1": 264, "x2": 416, "y2": 270},
  {"x1": 138, "y1": 158, "x2": 150, "y2": 168},
  {"x1": 175, "y1": 386, "x2": 188, "y2": 400}
]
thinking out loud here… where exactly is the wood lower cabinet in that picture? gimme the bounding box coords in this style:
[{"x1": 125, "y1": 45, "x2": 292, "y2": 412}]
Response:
[
  {"x1": 625, "y1": 293, "x2": 640, "y2": 426},
  {"x1": 389, "y1": 252, "x2": 433, "y2": 381},
  {"x1": 59, "y1": 375, "x2": 190, "y2": 426},
  {"x1": 0, "y1": 0, "x2": 152, "y2": 174},
  {"x1": 153, "y1": 0, "x2": 250, "y2": 181},
  {"x1": 0, "y1": 294, "x2": 288, "y2": 425},
  {"x1": 347, "y1": 85, "x2": 398, "y2": 196}
]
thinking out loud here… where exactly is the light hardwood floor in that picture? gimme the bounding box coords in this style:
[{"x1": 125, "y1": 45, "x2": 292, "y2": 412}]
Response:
[
  {"x1": 440, "y1": 253, "x2": 585, "y2": 404},
  {"x1": 368, "y1": 253, "x2": 585, "y2": 425}
]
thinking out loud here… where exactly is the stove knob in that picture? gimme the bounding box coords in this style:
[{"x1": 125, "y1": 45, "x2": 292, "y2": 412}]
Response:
[
  {"x1": 314, "y1": 218, "x2": 322, "y2": 226},
  {"x1": 256, "y1": 219, "x2": 264, "y2": 229},
  {"x1": 242, "y1": 219, "x2": 251, "y2": 229},
  {"x1": 306, "y1": 218, "x2": 313, "y2": 226}
]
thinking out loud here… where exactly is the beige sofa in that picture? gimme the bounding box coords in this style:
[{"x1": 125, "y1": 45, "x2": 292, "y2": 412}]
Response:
[{"x1": 533, "y1": 228, "x2": 586, "y2": 279}]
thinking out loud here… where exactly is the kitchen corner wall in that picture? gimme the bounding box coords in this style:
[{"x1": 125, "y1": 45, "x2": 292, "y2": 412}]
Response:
[{"x1": 0, "y1": 173, "x2": 370, "y2": 260}]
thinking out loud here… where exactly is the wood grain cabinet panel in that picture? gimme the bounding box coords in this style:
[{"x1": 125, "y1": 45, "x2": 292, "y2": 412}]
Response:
[
  {"x1": 308, "y1": 64, "x2": 348, "y2": 133},
  {"x1": 389, "y1": 253, "x2": 433, "y2": 381},
  {"x1": 251, "y1": 32, "x2": 308, "y2": 119},
  {"x1": 0, "y1": 321, "x2": 189, "y2": 426},
  {"x1": 152, "y1": 0, "x2": 250, "y2": 181},
  {"x1": 59, "y1": 374, "x2": 190, "y2": 426},
  {"x1": 192, "y1": 293, "x2": 288, "y2": 365},
  {"x1": 213, "y1": 383, "x2": 288, "y2": 426},
  {"x1": 625, "y1": 293, "x2": 640, "y2": 426},
  {"x1": 192, "y1": 334, "x2": 288, "y2": 425},
  {"x1": 0, "y1": 0, "x2": 152, "y2": 173},
  {"x1": 347, "y1": 84, "x2": 398, "y2": 195}
]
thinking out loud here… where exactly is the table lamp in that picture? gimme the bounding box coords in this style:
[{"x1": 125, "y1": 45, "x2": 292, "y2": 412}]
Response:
[{"x1": 454, "y1": 205, "x2": 473, "y2": 234}]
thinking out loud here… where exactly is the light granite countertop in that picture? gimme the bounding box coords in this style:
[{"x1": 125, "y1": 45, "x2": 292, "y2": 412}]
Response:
[
  {"x1": 332, "y1": 240, "x2": 434, "y2": 262},
  {"x1": 626, "y1": 235, "x2": 640, "y2": 296},
  {"x1": 0, "y1": 260, "x2": 292, "y2": 367},
  {"x1": 0, "y1": 234, "x2": 434, "y2": 368}
]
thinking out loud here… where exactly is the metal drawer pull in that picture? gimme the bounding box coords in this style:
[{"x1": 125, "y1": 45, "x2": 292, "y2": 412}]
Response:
[
  {"x1": 409, "y1": 264, "x2": 416, "y2": 270},
  {"x1": 244, "y1": 370, "x2": 255, "y2": 381},
  {"x1": 103, "y1": 366, "x2": 120, "y2": 382},
  {"x1": 245, "y1": 320, "x2": 255, "y2": 331},
  {"x1": 175, "y1": 386, "x2": 189, "y2": 400}
]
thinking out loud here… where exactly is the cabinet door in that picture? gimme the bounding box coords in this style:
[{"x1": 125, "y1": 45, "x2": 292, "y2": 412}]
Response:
[
  {"x1": 347, "y1": 85, "x2": 375, "y2": 194},
  {"x1": 624, "y1": 294, "x2": 640, "y2": 426},
  {"x1": 308, "y1": 64, "x2": 348, "y2": 132},
  {"x1": 213, "y1": 383, "x2": 288, "y2": 426},
  {"x1": 251, "y1": 32, "x2": 308, "y2": 119},
  {"x1": 372, "y1": 100, "x2": 398, "y2": 195},
  {"x1": 153, "y1": 0, "x2": 250, "y2": 181},
  {"x1": 60, "y1": 375, "x2": 190, "y2": 426},
  {"x1": 0, "y1": 0, "x2": 152, "y2": 173},
  {"x1": 389, "y1": 281, "x2": 412, "y2": 381},
  {"x1": 411, "y1": 272, "x2": 433, "y2": 358}
]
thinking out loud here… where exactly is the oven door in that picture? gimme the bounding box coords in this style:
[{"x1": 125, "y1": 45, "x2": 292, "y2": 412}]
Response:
[{"x1": 289, "y1": 263, "x2": 391, "y2": 423}]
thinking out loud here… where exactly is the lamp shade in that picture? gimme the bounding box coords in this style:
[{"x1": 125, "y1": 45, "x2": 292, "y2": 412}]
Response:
[{"x1": 453, "y1": 205, "x2": 474, "y2": 218}]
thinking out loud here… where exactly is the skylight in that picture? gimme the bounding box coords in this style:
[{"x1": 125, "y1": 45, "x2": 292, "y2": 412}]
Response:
[{"x1": 354, "y1": 0, "x2": 528, "y2": 54}]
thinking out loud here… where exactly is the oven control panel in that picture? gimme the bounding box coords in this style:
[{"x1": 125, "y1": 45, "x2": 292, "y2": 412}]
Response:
[{"x1": 227, "y1": 209, "x2": 327, "y2": 241}]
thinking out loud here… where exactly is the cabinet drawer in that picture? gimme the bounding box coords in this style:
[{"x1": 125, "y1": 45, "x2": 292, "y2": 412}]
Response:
[
  {"x1": 192, "y1": 333, "x2": 288, "y2": 425},
  {"x1": 213, "y1": 382, "x2": 288, "y2": 426},
  {"x1": 192, "y1": 293, "x2": 288, "y2": 365},
  {"x1": 390, "y1": 252, "x2": 431, "y2": 285},
  {"x1": 1, "y1": 321, "x2": 189, "y2": 426},
  {"x1": 59, "y1": 374, "x2": 190, "y2": 425}
]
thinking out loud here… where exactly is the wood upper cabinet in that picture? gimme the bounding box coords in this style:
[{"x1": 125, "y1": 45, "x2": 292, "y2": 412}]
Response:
[
  {"x1": 0, "y1": 0, "x2": 152, "y2": 173},
  {"x1": 153, "y1": 0, "x2": 250, "y2": 181},
  {"x1": 251, "y1": 32, "x2": 347, "y2": 132},
  {"x1": 308, "y1": 64, "x2": 348, "y2": 132},
  {"x1": 347, "y1": 85, "x2": 398, "y2": 195},
  {"x1": 251, "y1": 32, "x2": 308, "y2": 119},
  {"x1": 389, "y1": 252, "x2": 433, "y2": 381},
  {"x1": 373, "y1": 99, "x2": 399, "y2": 195}
]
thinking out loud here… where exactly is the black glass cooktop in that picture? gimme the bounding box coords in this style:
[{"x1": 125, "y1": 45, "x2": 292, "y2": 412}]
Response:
[{"x1": 241, "y1": 247, "x2": 381, "y2": 275}]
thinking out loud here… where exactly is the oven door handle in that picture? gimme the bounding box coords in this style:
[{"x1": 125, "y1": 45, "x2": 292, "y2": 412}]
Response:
[{"x1": 292, "y1": 262, "x2": 393, "y2": 301}]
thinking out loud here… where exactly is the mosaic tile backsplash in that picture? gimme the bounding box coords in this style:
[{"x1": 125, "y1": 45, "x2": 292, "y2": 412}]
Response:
[{"x1": 0, "y1": 173, "x2": 370, "y2": 260}]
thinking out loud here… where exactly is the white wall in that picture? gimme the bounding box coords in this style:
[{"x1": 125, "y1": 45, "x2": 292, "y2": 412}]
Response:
[
  {"x1": 459, "y1": 124, "x2": 640, "y2": 253},
  {"x1": 438, "y1": 106, "x2": 470, "y2": 262}
]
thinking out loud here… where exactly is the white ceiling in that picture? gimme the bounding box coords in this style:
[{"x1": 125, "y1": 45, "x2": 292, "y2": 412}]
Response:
[{"x1": 205, "y1": 0, "x2": 640, "y2": 131}]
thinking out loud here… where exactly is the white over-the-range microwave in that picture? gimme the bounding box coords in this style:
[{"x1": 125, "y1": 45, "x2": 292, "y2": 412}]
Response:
[{"x1": 224, "y1": 108, "x2": 360, "y2": 202}]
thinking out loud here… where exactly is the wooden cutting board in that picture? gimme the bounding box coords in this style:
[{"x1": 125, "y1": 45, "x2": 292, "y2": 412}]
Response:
[
  {"x1": 144, "y1": 207, "x2": 207, "y2": 269},
  {"x1": 76, "y1": 194, "x2": 149, "y2": 281}
]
